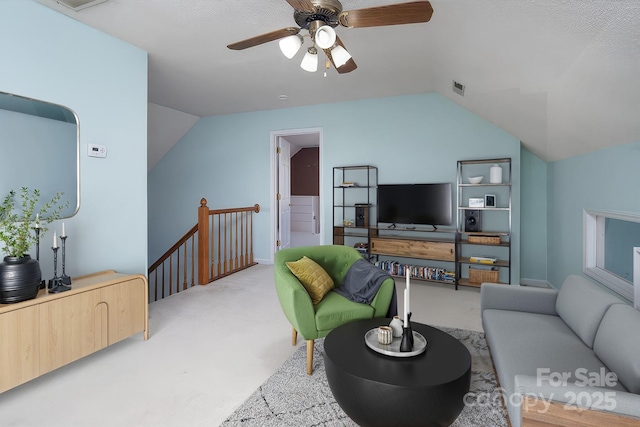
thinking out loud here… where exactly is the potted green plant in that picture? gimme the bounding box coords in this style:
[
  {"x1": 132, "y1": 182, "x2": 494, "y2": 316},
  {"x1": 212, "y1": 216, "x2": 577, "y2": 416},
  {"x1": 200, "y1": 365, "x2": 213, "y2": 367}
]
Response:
[{"x1": 0, "y1": 187, "x2": 68, "y2": 303}]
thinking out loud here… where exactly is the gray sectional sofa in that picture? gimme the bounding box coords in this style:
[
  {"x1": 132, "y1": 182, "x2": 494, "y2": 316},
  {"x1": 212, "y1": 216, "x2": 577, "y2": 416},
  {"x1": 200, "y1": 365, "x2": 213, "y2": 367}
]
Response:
[{"x1": 481, "y1": 275, "x2": 640, "y2": 427}]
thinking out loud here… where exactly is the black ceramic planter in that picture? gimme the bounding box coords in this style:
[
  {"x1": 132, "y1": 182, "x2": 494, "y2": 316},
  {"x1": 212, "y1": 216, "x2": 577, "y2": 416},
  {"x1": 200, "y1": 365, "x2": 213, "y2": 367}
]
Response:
[{"x1": 0, "y1": 255, "x2": 42, "y2": 304}]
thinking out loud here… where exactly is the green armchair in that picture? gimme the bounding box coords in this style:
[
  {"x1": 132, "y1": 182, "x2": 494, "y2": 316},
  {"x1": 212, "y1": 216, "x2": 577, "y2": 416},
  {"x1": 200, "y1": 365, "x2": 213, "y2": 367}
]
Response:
[{"x1": 274, "y1": 245, "x2": 395, "y2": 374}]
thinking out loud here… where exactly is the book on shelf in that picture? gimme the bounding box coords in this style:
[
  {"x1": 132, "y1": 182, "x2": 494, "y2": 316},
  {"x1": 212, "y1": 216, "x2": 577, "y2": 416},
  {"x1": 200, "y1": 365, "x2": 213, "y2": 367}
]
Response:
[{"x1": 469, "y1": 255, "x2": 497, "y2": 264}]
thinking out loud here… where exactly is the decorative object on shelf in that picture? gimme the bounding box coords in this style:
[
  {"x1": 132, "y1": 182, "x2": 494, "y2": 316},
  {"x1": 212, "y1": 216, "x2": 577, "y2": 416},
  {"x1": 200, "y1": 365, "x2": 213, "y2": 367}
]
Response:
[
  {"x1": 343, "y1": 219, "x2": 354, "y2": 226},
  {"x1": 33, "y1": 215, "x2": 46, "y2": 290},
  {"x1": 469, "y1": 197, "x2": 484, "y2": 208},
  {"x1": 489, "y1": 164, "x2": 502, "y2": 184},
  {"x1": 60, "y1": 225, "x2": 71, "y2": 286},
  {"x1": 0, "y1": 187, "x2": 68, "y2": 304},
  {"x1": 340, "y1": 182, "x2": 357, "y2": 187},
  {"x1": 464, "y1": 210, "x2": 482, "y2": 232},
  {"x1": 0, "y1": 255, "x2": 42, "y2": 304},
  {"x1": 389, "y1": 315, "x2": 404, "y2": 337},
  {"x1": 469, "y1": 255, "x2": 497, "y2": 264},
  {"x1": 469, "y1": 266, "x2": 499, "y2": 284},
  {"x1": 377, "y1": 326, "x2": 393, "y2": 344},
  {"x1": 484, "y1": 194, "x2": 496, "y2": 208},
  {"x1": 48, "y1": 231, "x2": 70, "y2": 294},
  {"x1": 355, "y1": 203, "x2": 369, "y2": 227},
  {"x1": 468, "y1": 235, "x2": 501, "y2": 245},
  {"x1": 468, "y1": 176, "x2": 483, "y2": 184}
]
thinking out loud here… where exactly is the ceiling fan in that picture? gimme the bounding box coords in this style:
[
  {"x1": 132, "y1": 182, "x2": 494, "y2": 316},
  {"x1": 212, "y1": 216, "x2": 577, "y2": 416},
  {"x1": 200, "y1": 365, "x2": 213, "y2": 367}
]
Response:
[{"x1": 227, "y1": 0, "x2": 434, "y2": 74}]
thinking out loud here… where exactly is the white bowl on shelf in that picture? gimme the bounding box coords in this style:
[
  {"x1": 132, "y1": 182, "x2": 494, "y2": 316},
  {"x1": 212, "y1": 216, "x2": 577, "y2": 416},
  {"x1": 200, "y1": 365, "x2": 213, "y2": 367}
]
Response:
[{"x1": 468, "y1": 176, "x2": 483, "y2": 184}]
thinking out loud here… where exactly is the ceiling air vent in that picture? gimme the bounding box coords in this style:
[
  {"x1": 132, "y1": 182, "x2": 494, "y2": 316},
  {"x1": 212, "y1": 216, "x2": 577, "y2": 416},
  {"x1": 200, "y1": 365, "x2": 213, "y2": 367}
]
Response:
[
  {"x1": 452, "y1": 80, "x2": 465, "y2": 96},
  {"x1": 56, "y1": 0, "x2": 109, "y2": 12}
]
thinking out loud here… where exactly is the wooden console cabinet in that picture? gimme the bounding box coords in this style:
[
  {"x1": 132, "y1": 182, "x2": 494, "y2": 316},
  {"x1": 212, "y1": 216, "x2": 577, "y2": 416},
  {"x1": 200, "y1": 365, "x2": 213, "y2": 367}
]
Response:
[{"x1": 0, "y1": 270, "x2": 148, "y2": 393}]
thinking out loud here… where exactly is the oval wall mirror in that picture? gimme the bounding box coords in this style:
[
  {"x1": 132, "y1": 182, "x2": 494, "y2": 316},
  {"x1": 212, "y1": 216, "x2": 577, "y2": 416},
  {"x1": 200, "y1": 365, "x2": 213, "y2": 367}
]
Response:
[{"x1": 0, "y1": 91, "x2": 79, "y2": 218}]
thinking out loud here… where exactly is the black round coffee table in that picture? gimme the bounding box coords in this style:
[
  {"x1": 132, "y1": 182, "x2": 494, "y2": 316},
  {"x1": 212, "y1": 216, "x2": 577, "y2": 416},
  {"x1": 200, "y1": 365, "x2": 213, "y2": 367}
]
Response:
[{"x1": 323, "y1": 318, "x2": 471, "y2": 427}]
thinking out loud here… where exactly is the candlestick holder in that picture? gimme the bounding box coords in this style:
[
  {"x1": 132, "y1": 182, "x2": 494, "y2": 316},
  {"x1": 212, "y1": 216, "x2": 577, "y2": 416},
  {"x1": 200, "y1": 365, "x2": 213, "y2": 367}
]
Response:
[
  {"x1": 33, "y1": 226, "x2": 47, "y2": 290},
  {"x1": 407, "y1": 312, "x2": 414, "y2": 346},
  {"x1": 60, "y1": 236, "x2": 71, "y2": 286},
  {"x1": 48, "y1": 246, "x2": 70, "y2": 294},
  {"x1": 400, "y1": 326, "x2": 413, "y2": 352}
]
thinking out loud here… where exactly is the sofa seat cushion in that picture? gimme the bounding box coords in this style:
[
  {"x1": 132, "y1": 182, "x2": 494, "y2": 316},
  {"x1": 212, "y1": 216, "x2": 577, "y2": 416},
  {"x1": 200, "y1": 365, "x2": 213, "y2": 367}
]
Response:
[
  {"x1": 555, "y1": 275, "x2": 623, "y2": 348},
  {"x1": 593, "y1": 304, "x2": 640, "y2": 394},
  {"x1": 483, "y1": 309, "x2": 627, "y2": 397},
  {"x1": 315, "y1": 290, "x2": 374, "y2": 332}
]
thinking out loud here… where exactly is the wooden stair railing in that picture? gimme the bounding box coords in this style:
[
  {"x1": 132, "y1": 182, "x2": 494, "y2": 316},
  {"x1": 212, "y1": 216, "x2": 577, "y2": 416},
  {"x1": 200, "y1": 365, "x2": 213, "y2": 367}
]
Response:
[
  {"x1": 148, "y1": 198, "x2": 260, "y2": 302},
  {"x1": 198, "y1": 198, "x2": 261, "y2": 285},
  {"x1": 148, "y1": 224, "x2": 198, "y2": 302}
]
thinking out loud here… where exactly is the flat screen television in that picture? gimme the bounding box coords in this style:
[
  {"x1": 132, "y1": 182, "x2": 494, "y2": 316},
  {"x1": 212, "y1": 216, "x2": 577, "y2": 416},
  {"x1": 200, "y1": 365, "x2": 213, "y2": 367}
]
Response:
[{"x1": 377, "y1": 183, "x2": 452, "y2": 228}]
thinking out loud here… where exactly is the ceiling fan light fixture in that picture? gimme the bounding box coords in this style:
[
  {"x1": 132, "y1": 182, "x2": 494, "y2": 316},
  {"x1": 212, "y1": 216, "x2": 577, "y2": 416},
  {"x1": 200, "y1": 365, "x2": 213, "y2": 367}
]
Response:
[
  {"x1": 330, "y1": 45, "x2": 351, "y2": 68},
  {"x1": 279, "y1": 34, "x2": 303, "y2": 59},
  {"x1": 315, "y1": 25, "x2": 337, "y2": 50},
  {"x1": 300, "y1": 47, "x2": 319, "y2": 72}
]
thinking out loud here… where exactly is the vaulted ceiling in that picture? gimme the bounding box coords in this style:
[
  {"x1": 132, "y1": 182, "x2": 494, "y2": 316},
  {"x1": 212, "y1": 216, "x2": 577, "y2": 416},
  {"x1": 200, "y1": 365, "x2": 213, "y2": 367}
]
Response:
[{"x1": 37, "y1": 0, "x2": 640, "y2": 169}]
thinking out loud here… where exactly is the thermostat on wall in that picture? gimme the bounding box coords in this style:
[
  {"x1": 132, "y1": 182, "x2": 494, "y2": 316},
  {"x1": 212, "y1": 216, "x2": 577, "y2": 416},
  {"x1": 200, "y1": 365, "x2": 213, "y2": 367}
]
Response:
[{"x1": 87, "y1": 143, "x2": 107, "y2": 158}]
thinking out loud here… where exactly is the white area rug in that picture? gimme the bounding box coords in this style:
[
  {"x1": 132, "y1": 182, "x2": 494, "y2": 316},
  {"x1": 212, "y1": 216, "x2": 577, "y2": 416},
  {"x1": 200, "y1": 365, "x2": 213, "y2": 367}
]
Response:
[{"x1": 222, "y1": 326, "x2": 508, "y2": 426}]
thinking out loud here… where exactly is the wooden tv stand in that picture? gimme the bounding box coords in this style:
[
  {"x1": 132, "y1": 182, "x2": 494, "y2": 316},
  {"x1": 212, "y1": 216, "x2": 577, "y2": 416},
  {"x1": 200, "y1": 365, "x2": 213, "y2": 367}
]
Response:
[
  {"x1": 369, "y1": 228, "x2": 458, "y2": 285},
  {"x1": 0, "y1": 270, "x2": 148, "y2": 393}
]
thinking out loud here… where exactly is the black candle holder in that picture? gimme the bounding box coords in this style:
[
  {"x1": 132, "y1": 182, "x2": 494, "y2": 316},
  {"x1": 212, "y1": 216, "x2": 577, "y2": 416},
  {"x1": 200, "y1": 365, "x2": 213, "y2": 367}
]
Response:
[
  {"x1": 407, "y1": 312, "x2": 414, "y2": 346},
  {"x1": 48, "y1": 246, "x2": 70, "y2": 294},
  {"x1": 60, "y1": 236, "x2": 71, "y2": 286},
  {"x1": 400, "y1": 326, "x2": 413, "y2": 352},
  {"x1": 33, "y1": 226, "x2": 47, "y2": 290},
  {"x1": 399, "y1": 312, "x2": 414, "y2": 352}
]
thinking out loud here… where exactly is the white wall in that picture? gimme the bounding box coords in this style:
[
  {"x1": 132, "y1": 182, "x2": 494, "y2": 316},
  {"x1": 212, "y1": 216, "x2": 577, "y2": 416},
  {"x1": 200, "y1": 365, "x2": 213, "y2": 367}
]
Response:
[{"x1": 0, "y1": 0, "x2": 148, "y2": 277}]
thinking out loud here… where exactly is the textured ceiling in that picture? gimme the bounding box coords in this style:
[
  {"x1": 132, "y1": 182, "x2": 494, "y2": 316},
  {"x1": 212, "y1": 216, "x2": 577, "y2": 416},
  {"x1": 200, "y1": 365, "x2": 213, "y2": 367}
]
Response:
[{"x1": 37, "y1": 0, "x2": 640, "y2": 165}]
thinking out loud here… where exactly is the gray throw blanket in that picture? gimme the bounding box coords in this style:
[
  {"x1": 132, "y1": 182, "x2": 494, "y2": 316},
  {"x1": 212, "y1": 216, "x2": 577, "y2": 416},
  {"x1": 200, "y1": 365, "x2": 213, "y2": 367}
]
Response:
[{"x1": 334, "y1": 258, "x2": 398, "y2": 317}]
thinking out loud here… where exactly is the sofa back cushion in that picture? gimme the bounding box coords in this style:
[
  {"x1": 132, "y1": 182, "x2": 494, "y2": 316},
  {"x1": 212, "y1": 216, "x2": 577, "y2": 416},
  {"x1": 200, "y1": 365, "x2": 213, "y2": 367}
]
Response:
[
  {"x1": 555, "y1": 275, "x2": 623, "y2": 348},
  {"x1": 593, "y1": 304, "x2": 640, "y2": 394}
]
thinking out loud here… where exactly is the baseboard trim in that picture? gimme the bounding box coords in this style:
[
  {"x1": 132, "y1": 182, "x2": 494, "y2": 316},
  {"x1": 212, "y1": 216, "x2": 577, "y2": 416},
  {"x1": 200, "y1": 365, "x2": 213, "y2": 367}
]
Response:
[
  {"x1": 519, "y1": 278, "x2": 551, "y2": 288},
  {"x1": 254, "y1": 258, "x2": 271, "y2": 265}
]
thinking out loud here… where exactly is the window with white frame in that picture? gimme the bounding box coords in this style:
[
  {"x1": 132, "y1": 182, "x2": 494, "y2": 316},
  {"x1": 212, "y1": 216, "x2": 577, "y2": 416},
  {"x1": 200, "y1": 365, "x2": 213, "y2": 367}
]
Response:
[
  {"x1": 584, "y1": 209, "x2": 640, "y2": 302},
  {"x1": 634, "y1": 247, "x2": 640, "y2": 310}
]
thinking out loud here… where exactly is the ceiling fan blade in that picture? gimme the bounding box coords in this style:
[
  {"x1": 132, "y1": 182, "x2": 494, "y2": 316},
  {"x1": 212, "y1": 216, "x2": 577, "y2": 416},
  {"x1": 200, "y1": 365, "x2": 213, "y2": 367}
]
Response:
[
  {"x1": 227, "y1": 27, "x2": 300, "y2": 50},
  {"x1": 286, "y1": 0, "x2": 316, "y2": 12},
  {"x1": 323, "y1": 36, "x2": 357, "y2": 74},
  {"x1": 339, "y1": 1, "x2": 433, "y2": 28}
]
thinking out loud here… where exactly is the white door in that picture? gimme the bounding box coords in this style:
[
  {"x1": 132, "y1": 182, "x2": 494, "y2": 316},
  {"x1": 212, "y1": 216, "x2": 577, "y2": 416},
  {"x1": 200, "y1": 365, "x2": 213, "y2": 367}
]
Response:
[{"x1": 277, "y1": 138, "x2": 291, "y2": 250}]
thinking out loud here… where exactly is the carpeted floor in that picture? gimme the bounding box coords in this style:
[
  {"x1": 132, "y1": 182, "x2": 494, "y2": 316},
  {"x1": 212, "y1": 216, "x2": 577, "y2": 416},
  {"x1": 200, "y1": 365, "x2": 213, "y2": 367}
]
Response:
[{"x1": 222, "y1": 326, "x2": 508, "y2": 426}]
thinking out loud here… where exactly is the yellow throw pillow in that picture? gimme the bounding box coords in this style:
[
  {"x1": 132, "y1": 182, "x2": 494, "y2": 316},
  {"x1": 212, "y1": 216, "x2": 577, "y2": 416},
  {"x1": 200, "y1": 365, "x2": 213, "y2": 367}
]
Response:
[{"x1": 286, "y1": 256, "x2": 334, "y2": 304}]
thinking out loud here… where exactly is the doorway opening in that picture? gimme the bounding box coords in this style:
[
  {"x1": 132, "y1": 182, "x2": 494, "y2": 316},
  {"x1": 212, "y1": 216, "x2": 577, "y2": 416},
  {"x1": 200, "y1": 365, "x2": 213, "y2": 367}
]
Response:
[{"x1": 270, "y1": 128, "x2": 323, "y2": 263}]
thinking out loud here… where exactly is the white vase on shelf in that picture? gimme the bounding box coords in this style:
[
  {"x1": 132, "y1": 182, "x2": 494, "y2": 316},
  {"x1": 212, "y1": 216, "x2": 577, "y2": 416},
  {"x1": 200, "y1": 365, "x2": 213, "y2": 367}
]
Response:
[{"x1": 489, "y1": 164, "x2": 502, "y2": 184}]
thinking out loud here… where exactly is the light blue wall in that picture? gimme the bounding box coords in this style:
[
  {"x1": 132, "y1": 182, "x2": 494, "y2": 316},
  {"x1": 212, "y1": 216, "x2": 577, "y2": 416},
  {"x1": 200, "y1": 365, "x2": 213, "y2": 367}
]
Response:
[
  {"x1": 520, "y1": 147, "x2": 548, "y2": 282},
  {"x1": 547, "y1": 141, "x2": 640, "y2": 287},
  {"x1": 148, "y1": 93, "x2": 522, "y2": 282},
  {"x1": 0, "y1": 0, "x2": 148, "y2": 277}
]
